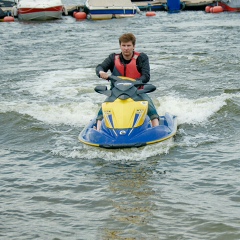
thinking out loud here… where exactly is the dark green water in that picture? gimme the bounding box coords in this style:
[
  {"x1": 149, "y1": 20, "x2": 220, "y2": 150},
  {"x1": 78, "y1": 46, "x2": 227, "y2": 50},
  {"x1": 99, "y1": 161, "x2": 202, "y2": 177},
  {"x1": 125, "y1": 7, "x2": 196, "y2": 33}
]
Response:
[{"x1": 0, "y1": 8, "x2": 240, "y2": 240}]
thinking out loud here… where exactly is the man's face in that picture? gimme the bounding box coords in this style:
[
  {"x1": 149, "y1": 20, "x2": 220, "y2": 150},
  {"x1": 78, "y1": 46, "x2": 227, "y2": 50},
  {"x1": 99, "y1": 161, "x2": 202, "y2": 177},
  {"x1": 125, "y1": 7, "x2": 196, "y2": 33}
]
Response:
[{"x1": 120, "y1": 41, "x2": 134, "y2": 59}]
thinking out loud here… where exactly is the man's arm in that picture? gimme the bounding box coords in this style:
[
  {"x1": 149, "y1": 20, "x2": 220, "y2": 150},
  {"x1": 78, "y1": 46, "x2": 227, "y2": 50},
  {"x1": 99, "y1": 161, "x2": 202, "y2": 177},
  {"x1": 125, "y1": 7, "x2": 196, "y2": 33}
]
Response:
[
  {"x1": 136, "y1": 53, "x2": 150, "y2": 83},
  {"x1": 96, "y1": 53, "x2": 115, "y2": 78}
]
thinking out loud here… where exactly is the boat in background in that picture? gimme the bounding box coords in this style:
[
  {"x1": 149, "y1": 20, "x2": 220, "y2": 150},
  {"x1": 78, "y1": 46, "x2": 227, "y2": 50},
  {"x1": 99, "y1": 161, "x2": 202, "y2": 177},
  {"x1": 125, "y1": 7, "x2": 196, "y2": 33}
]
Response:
[
  {"x1": 0, "y1": 0, "x2": 15, "y2": 7},
  {"x1": 205, "y1": 0, "x2": 240, "y2": 12},
  {"x1": 0, "y1": 6, "x2": 5, "y2": 20},
  {"x1": 218, "y1": 0, "x2": 240, "y2": 11},
  {"x1": 84, "y1": 0, "x2": 139, "y2": 20},
  {"x1": 132, "y1": 0, "x2": 165, "y2": 11},
  {"x1": 12, "y1": 0, "x2": 66, "y2": 21},
  {"x1": 0, "y1": 1, "x2": 15, "y2": 21}
]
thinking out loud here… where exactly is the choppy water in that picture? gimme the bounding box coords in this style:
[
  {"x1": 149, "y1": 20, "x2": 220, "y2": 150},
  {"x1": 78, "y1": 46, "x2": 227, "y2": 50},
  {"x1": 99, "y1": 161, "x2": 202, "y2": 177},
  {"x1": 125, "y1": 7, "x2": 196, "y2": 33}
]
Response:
[{"x1": 0, "y1": 2, "x2": 240, "y2": 239}]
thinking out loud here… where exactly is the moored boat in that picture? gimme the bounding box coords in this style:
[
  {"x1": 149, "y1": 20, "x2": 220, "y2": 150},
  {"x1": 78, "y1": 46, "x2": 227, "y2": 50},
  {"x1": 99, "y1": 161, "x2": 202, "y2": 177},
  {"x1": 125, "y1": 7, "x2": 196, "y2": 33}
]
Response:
[
  {"x1": 84, "y1": 0, "x2": 139, "y2": 20},
  {"x1": 0, "y1": 0, "x2": 15, "y2": 7},
  {"x1": 0, "y1": 6, "x2": 5, "y2": 20},
  {"x1": 12, "y1": 0, "x2": 65, "y2": 21},
  {"x1": 218, "y1": 0, "x2": 240, "y2": 11}
]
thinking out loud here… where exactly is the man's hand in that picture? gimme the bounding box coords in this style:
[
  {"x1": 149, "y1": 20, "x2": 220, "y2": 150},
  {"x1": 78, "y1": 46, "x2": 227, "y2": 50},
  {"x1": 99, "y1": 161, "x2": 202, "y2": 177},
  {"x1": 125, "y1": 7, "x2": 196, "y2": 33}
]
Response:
[{"x1": 99, "y1": 71, "x2": 109, "y2": 80}]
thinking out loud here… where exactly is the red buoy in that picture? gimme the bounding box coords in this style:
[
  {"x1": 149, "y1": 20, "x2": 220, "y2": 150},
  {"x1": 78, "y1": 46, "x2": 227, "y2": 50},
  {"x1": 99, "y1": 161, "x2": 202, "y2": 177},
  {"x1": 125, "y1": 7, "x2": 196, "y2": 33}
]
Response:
[
  {"x1": 146, "y1": 11, "x2": 156, "y2": 17},
  {"x1": 3, "y1": 16, "x2": 15, "y2": 22},
  {"x1": 210, "y1": 6, "x2": 223, "y2": 13},
  {"x1": 205, "y1": 6, "x2": 211, "y2": 12},
  {"x1": 75, "y1": 12, "x2": 87, "y2": 20}
]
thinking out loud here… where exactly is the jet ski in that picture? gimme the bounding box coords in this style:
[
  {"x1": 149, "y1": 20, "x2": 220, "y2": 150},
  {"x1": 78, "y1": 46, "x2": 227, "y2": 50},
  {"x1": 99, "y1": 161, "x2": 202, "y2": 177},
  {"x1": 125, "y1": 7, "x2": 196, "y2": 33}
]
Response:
[{"x1": 79, "y1": 76, "x2": 177, "y2": 149}]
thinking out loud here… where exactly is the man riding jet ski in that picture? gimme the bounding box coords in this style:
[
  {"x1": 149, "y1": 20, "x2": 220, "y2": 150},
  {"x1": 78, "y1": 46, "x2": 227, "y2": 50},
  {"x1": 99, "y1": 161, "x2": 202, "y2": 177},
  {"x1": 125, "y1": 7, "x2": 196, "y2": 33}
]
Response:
[
  {"x1": 79, "y1": 33, "x2": 177, "y2": 148},
  {"x1": 95, "y1": 32, "x2": 159, "y2": 131}
]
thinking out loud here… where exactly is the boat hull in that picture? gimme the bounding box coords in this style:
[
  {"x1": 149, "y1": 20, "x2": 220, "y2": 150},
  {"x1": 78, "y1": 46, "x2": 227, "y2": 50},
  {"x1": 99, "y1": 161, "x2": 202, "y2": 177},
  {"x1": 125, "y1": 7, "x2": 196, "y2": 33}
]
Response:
[
  {"x1": 85, "y1": 0, "x2": 137, "y2": 20},
  {"x1": 14, "y1": 0, "x2": 64, "y2": 21},
  {"x1": 79, "y1": 113, "x2": 177, "y2": 149},
  {"x1": 18, "y1": 6, "x2": 63, "y2": 21},
  {"x1": 218, "y1": 1, "x2": 240, "y2": 11},
  {"x1": 86, "y1": 9, "x2": 137, "y2": 20}
]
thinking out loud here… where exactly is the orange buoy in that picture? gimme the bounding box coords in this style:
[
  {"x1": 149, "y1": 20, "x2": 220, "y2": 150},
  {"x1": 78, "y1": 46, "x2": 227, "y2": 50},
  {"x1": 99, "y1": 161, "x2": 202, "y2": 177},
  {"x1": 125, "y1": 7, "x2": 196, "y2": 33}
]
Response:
[
  {"x1": 211, "y1": 6, "x2": 223, "y2": 13},
  {"x1": 205, "y1": 6, "x2": 211, "y2": 12},
  {"x1": 3, "y1": 16, "x2": 15, "y2": 22},
  {"x1": 75, "y1": 12, "x2": 87, "y2": 20},
  {"x1": 146, "y1": 11, "x2": 156, "y2": 17}
]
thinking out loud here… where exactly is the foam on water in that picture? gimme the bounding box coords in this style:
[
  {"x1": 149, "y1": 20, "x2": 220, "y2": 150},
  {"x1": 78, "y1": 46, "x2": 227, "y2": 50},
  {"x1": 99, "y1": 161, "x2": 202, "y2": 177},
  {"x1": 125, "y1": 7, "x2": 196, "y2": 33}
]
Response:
[
  {"x1": 3, "y1": 67, "x2": 239, "y2": 128},
  {"x1": 156, "y1": 93, "x2": 239, "y2": 125},
  {"x1": 62, "y1": 138, "x2": 175, "y2": 161},
  {"x1": 1, "y1": 68, "x2": 239, "y2": 160},
  {"x1": 16, "y1": 68, "x2": 97, "y2": 100},
  {"x1": 1, "y1": 68, "x2": 105, "y2": 126},
  {"x1": 0, "y1": 100, "x2": 96, "y2": 126}
]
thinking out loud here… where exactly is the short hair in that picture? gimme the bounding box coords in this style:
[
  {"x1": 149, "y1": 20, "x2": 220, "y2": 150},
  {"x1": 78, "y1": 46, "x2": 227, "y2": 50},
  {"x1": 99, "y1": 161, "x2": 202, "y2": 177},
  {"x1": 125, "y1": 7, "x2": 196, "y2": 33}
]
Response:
[{"x1": 119, "y1": 33, "x2": 136, "y2": 46}]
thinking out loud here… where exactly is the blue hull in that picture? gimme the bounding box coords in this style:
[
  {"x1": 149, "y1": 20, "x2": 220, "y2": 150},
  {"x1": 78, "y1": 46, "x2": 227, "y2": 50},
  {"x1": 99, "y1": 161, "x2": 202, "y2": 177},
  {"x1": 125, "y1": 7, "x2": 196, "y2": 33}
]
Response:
[
  {"x1": 88, "y1": 9, "x2": 137, "y2": 15},
  {"x1": 79, "y1": 113, "x2": 177, "y2": 149}
]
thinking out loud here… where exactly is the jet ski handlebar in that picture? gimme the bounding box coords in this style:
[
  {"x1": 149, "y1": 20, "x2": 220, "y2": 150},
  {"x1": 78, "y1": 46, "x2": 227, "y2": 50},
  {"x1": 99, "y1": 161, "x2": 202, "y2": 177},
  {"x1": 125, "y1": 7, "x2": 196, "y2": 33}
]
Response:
[{"x1": 95, "y1": 75, "x2": 156, "y2": 96}]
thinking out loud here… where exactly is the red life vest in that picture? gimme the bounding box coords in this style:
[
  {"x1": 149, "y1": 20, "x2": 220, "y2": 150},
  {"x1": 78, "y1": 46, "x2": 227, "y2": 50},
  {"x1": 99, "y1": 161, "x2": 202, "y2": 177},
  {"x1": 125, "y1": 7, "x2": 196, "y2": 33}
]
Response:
[{"x1": 113, "y1": 52, "x2": 141, "y2": 79}]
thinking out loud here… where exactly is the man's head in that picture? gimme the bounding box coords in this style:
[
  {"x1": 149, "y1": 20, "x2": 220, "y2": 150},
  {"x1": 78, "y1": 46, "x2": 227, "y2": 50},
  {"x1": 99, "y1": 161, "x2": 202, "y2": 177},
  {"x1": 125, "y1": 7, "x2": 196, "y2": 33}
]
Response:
[
  {"x1": 119, "y1": 33, "x2": 136, "y2": 60},
  {"x1": 119, "y1": 33, "x2": 136, "y2": 46}
]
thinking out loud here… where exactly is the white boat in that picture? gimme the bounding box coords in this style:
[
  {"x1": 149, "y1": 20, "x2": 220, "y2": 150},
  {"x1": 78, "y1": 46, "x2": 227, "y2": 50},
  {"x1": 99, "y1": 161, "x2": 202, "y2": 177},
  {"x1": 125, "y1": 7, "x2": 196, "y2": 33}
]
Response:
[
  {"x1": 85, "y1": 0, "x2": 140, "y2": 20},
  {"x1": 219, "y1": 0, "x2": 240, "y2": 11},
  {"x1": 12, "y1": 0, "x2": 65, "y2": 21}
]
